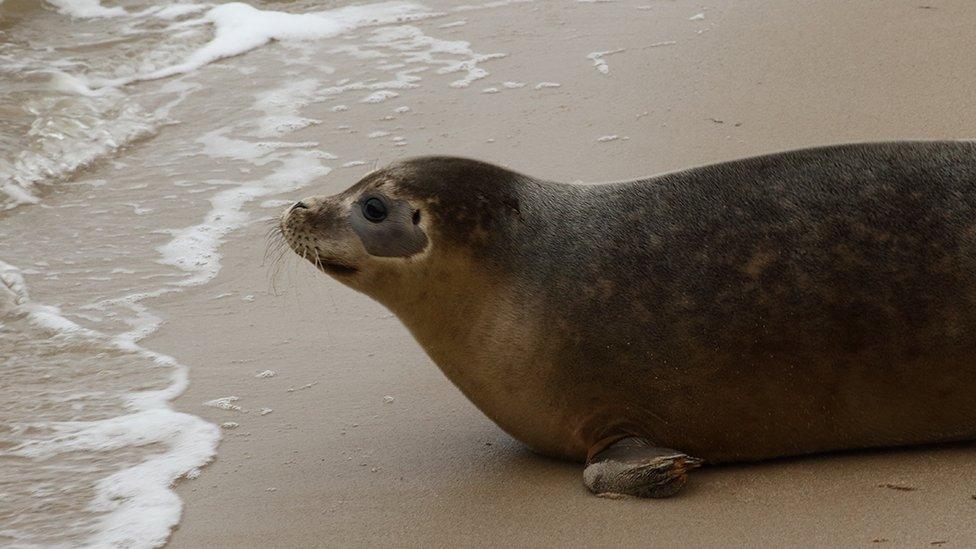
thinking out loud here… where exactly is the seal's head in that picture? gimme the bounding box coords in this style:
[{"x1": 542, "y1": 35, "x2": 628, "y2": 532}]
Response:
[{"x1": 279, "y1": 156, "x2": 526, "y2": 305}]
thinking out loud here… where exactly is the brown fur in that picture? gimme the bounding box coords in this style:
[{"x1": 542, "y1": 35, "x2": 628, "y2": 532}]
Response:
[{"x1": 282, "y1": 142, "x2": 976, "y2": 463}]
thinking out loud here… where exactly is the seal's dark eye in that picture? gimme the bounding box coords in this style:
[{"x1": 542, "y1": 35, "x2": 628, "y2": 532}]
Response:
[{"x1": 362, "y1": 197, "x2": 387, "y2": 222}]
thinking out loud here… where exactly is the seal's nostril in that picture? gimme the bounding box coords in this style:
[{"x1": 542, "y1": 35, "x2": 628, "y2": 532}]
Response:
[{"x1": 291, "y1": 201, "x2": 308, "y2": 211}]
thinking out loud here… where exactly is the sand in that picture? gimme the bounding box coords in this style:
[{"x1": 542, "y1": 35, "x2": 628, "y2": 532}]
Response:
[{"x1": 152, "y1": 1, "x2": 976, "y2": 546}]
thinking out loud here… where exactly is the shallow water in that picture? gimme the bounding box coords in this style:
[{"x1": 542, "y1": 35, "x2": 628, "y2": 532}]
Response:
[{"x1": 0, "y1": 0, "x2": 512, "y2": 545}]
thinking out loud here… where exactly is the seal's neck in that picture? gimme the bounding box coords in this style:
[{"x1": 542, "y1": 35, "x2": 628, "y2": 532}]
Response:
[
  {"x1": 371, "y1": 252, "x2": 590, "y2": 459},
  {"x1": 377, "y1": 251, "x2": 500, "y2": 358}
]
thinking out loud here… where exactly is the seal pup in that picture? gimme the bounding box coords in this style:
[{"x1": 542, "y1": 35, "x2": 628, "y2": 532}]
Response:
[{"x1": 279, "y1": 142, "x2": 976, "y2": 498}]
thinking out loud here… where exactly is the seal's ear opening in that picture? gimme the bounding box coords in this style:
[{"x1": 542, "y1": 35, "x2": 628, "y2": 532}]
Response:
[{"x1": 412, "y1": 210, "x2": 421, "y2": 225}]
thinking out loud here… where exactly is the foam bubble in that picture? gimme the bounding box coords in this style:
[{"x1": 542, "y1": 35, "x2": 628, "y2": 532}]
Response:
[
  {"x1": 367, "y1": 25, "x2": 505, "y2": 88},
  {"x1": 250, "y1": 78, "x2": 326, "y2": 137},
  {"x1": 587, "y1": 48, "x2": 625, "y2": 75},
  {"x1": 151, "y1": 3, "x2": 208, "y2": 20},
  {"x1": 45, "y1": 0, "x2": 127, "y2": 18},
  {"x1": 203, "y1": 396, "x2": 242, "y2": 411},
  {"x1": 361, "y1": 90, "x2": 400, "y2": 103}
]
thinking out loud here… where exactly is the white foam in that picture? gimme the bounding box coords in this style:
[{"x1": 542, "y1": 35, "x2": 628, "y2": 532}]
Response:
[
  {"x1": 361, "y1": 90, "x2": 400, "y2": 103},
  {"x1": 158, "y1": 146, "x2": 331, "y2": 286},
  {"x1": 151, "y1": 3, "x2": 209, "y2": 20},
  {"x1": 534, "y1": 81, "x2": 561, "y2": 89},
  {"x1": 438, "y1": 20, "x2": 467, "y2": 28},
  {"x1": 15, "y1": 408, "x2": 218, "y2": 548},
  {"x1": 250, "y1": 79, "x2": 326, "y2": 137},
  {"x1": 255, "y1": 369, "x2": 277, "y2": 378},
  {"x1": 3, "y1": 260, "x2": 220, "y2": 548},
  {"x1": 260, "y1": 199, "x2": 293, "y2": 209},
  {"x1": 452, "y1": 0, "x2": 535, "y2": 11},
  {"x1": 45, "y1": 0, "x2": 127, "y2": 18},
  {"x1": 106, "y1": 2, "x2": 435, "y2": 86},
  {"x1": 47, "y1": 70, "x2": 103, "y2": 97},
  {"x1": 1, "y1": 260, "x2": 95, "y2": 336},
  {"x1": 368, "y1": 25, "x2": 505, "y2": 88},
  {"x1": 0, "y1": 182, "x2": 40, "y2": 210},
  {"x1": 587, "y1": 48, "x2": 625, "y2": 75},
  {"x1": 197, "y1": 129, "x2": 281, "y2": 163},
  {"x1": 689, "y1": 12, "x2": 706, "y2": 21},
  {"x1": 204, "y1": 396, "x2": 242, "y2": 411}
]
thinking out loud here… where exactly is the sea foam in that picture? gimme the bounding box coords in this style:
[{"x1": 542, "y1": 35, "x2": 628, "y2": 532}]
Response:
[
  {"x1": 107, "y1": 2, "x2": 436, "y2": 86},
  {"x1": 2, "y1": 259, "x2": 221, "y2": 548},
  {"x1": 45, "y1": 0, "x2": 127, "y2": 19}
]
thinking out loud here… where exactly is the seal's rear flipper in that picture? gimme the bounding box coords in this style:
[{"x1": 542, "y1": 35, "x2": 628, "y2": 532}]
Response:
[{"x1": 583, "y1": 437, "x2": 703, "y2": 498}]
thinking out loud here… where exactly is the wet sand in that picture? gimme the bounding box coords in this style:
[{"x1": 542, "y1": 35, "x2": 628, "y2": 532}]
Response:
[{"x1": 157, "y1": 1, "x2": 976, "y2": 546}]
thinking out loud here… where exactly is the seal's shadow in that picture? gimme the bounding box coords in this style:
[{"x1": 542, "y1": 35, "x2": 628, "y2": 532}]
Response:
[
  {"x1": 456, "y1": 433, "x2": 976, "y2": 500},
  {"x1": 676, "y1": 439, "x2": 976, "y2": 499}
]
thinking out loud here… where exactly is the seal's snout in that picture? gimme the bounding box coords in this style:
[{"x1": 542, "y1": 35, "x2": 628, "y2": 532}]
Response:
[{"x1": 279, "y1": 195, "x2": 361, "y2": 276}]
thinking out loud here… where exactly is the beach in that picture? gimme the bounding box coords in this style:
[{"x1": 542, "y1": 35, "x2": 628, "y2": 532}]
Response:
[
  {"x1": 3, "y1": 0, "x2": 976, "y2": 546},
  {"x1": 164, "y1": 1, "x2": 976, "y2": 546}
]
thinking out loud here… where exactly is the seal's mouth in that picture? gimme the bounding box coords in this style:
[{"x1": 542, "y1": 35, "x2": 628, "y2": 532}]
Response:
[{"x1": 314, "y1": 257, "x2": 358, "y2": 276}]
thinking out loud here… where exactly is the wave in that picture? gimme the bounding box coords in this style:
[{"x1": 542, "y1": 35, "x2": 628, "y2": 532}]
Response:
[{"x1": 1, "y1": 260, "x2": 221, "y2": 547}]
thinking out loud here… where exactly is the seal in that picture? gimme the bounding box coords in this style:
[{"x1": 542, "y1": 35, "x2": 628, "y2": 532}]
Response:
[{"x1": 279, "y1": 141, "x2": 976, "y2": 498}]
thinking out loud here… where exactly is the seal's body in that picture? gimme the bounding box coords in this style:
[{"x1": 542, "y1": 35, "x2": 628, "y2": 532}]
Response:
[{"x1": 281, "y1": 141, "x2": 976, "y2": 497}]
